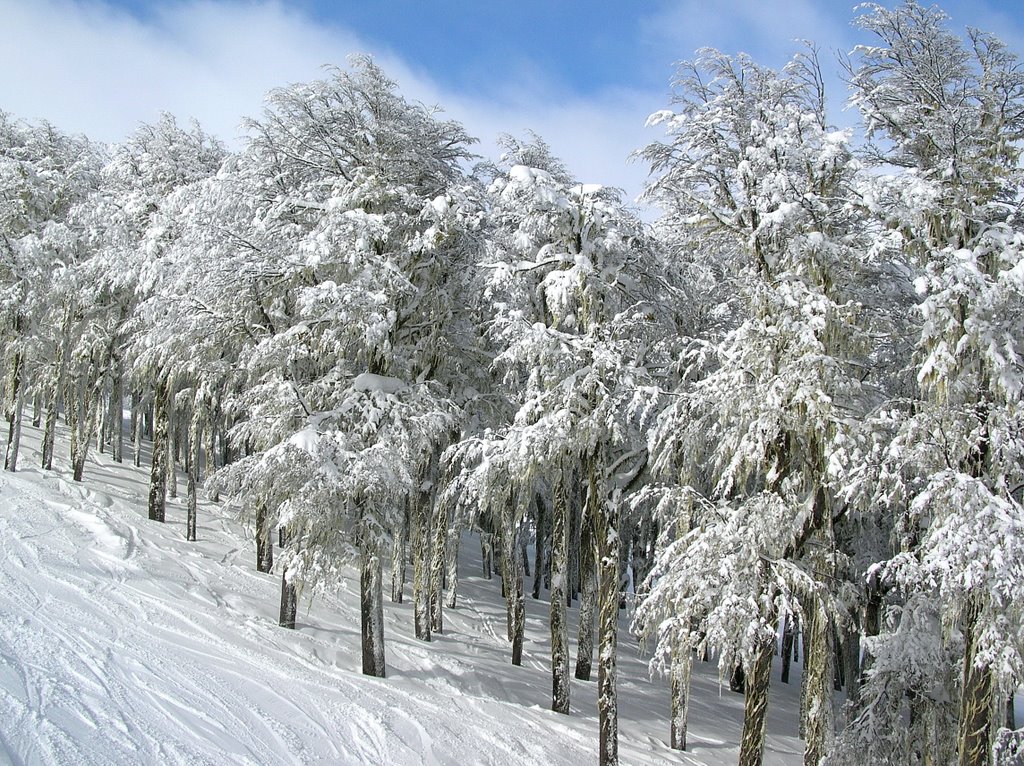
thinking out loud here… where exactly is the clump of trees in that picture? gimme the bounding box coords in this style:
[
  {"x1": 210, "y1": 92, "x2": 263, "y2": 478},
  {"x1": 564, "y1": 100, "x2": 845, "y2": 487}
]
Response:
[{"x1": 1, "y1": 3, "x2": 1021, "y2": 764}]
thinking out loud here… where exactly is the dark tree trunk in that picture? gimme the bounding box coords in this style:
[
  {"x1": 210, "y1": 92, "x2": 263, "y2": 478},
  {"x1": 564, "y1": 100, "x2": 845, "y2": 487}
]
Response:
[
  {"x1": 391, "y1": 505, "x2": 408, "y2": 603},
  {"x1": 575, "y1": 465, "x2": 598, "y2": 681},
  {"x1": 444, "y1": 532, "x2": 459, "y2": 609},
  {"x1": 110, "y1": 367, "x2": 123, "y2": 463},
  {"x1": 532, "y1": 493, "x2": 547, "y2": 600},
  {"x1": 550, "y1": 474, "x2": 570, "y2": 714},
  {"x1": 255, "y1": 502, "x2": 273, "y2": 573},
  {"x1": 279, "y1": 570, "x2": 298, "y2": 629},
  {"x1": 958, "y1": 599, "x2": 994, "y2": 766},
  {"x1": 595, "y1": 478, "x2": 620, "y2": 766},
  {"x1": 738, "y1": 624, "x2": 776, "y2": 766},
  {"x1": 4, "y1": 356, "x2": 23, "y2": 473},
  {"x1": 510, "y1": 522, "x2": 525, "y2": 666},
  {"x1": 481, "y1": 531, "x2": 493, "y2": 579},
  {"x1": 185, "y1": 411, "x2": 199, "y2": 542},
  {"x1": 360, "y1": 544, "x2": 385, "y2": 678},
  {"x1": 165, "y1": 380, "x2": 176, "y2": 498},
  {"x1": 803, "y1": 597, "x2": 834, "y2": 766},
  {"x1": 731, "y1": 664, "x2": 746, "y2": 694},
  {"x1": 428, "y1": 491, "x2": 449, "y2": 633},
  {"x1": 412, "y1": 495, "x2": 431, "y2": 642},
  {"x1": 148, "y1": 382, "x2": 168, "y2": 523},
  {"x1": 781, "y1": 616, "x2": 795, "y2": 683},
  {"x1": 861, "y1": 575, "x2": 881, "y2": 687},
  {"x1": 670, "y1": 642, "x2": 694, "y2": 751},
  {"x1": 279, "y1": 529, "x2": 297, "y2": 629}
]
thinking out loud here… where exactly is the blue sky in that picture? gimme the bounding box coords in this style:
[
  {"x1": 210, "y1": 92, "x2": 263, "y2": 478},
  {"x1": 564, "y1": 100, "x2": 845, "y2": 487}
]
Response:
[{"x1": 2, "y1": 0, "x2": 1023, "y2": 203}]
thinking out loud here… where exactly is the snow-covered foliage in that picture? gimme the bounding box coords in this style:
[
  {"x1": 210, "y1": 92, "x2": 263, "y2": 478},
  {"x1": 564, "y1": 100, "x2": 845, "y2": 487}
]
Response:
[{"x1": 4, "y1": 7, "x2": 1024, "y2": 762}]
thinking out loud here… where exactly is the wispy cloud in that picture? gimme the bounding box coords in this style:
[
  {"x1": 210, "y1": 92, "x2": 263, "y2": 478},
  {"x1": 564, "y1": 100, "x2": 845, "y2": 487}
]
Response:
[{"x1": 0, "y1": 0, "x2": 662, "y2": 204}]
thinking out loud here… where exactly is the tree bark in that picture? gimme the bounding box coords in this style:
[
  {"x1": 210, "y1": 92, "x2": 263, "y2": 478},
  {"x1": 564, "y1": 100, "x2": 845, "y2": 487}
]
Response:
[
  {"x1": 428, "y1": 491, "x2": 449, "y2": 633},
  {"x1": 109, "y1": 366, "x2": 123, "y2": 463},
  {"x1": 148, "y1": 381, "x2": 168, "y2": 522},
  {"x1": 360, "y1": 543, "x2": 386, "y2": 678},
  {"x1": 412, "y1": 494, "x2": 431, "y2": 641},
  {"x1": 550, "y1": 472, "x2": 570, "y2": 714},
  {"x1": 781, "y1": 616, "x2": 795, "y2": 683},
  {"x1": 185, "y1": 410, "x2": 200, "y2": 542},
  {"x1": 575, "y1": 463, "x2": 598, "y2": 681},
  {"x1": 510, "y1": 521, "x2": 525, "y2": 666},
  {"x1": 670, "y1": 642, "x2": 694, "y2": 751},
  {"x1": 4, "y1": 360, "x2": 23, "y2": 473},
  {"x1": 279, "y1": 528, "x2": 297, "y2": 629},
  {"x1": 532, "y1": 493, "x2": 547, "y2": 600},
  {"x1": 481, "y1": 530, "x2": 494, "y2": 578},
  {"x1": 255, "y1": 501, "x2": 274, "y2": 573},
  {"x1": 166, "y1": 379, "x2": 177, "y2": 499},
  {"x1": 739, "y1": 626, "x2": 776, "y2": 766},
  {"x1": 443, "y1": 531, "x2": 459, "y2": 609},
  {"x1": 803, "y1": 595, "x2": 834, "y2": 766},
  {"x1": 958, "y1": 599, "x2": 994, "y2": 766},
  {"x1": 391, "y1": 505, "x2": 408, "y2": 603},
  {"x1": 595, "y1": 483, "x2": 620, "y2": 766}
]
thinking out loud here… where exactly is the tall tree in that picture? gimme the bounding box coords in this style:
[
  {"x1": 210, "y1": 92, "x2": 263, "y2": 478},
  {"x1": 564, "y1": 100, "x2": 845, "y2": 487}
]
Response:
[
  {"x1": 635, "y1": 46, "x2": 871, "y2": 764},
  {"x1": 831, "y1": 4, "x2": 1024, "y2": 764}
]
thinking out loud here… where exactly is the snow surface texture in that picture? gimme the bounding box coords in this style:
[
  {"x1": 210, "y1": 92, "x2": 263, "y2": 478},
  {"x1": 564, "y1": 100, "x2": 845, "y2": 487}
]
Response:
[{"x1": 0, "y1": 423, "x2": 805, "y2": 764}]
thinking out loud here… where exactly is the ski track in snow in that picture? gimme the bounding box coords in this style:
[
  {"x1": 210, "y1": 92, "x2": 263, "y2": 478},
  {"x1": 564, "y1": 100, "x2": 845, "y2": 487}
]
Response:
[{"x1": 0, "y1": 424, "x2": 805, "y2": 765}]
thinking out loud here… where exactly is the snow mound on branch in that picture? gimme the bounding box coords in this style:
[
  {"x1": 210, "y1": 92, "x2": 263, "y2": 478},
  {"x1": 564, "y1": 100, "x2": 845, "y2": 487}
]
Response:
[{"x1": 353, "y1": 372, "x2": 406, "y2": 394}]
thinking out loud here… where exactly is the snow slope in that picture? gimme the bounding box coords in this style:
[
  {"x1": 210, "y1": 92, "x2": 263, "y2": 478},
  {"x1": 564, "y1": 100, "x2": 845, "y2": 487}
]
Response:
[{"x1": 0, "y1": 424, "x2": 805, "y2": 765}]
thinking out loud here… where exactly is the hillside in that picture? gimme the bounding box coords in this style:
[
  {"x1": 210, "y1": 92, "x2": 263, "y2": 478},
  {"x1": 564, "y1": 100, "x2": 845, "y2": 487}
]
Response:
[{"x1": 0, "y1": 423, "x2": 806, "y2": 765}]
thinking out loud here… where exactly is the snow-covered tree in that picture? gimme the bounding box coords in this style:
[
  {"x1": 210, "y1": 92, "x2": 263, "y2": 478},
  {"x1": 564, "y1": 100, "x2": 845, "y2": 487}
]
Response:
[
  {"x1": 202, "y1": 57, "x2": 482, "y2": 676},
  {"x1": 0, "y1": 114, "x2": 100, "y2": 474},
  {"x1": 635, "y1": 46, "x2": 874, "y2": 764},
  {"x1": 449, "y1": 134, "x2": 671, "y2": 764},
  {"x1": 829, "y1": 5, "x2": 1024, "y2": 764}
]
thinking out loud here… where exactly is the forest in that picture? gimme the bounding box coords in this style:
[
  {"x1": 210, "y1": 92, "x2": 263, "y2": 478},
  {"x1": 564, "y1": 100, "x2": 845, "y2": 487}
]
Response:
[{"x1": 1, "y1": 2, "x2": 1023, "y2": 764}]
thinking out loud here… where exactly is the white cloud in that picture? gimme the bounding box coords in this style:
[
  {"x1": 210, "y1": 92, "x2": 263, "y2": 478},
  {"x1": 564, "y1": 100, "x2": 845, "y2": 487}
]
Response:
[{"x1": 0, "y1": 0, "x2": 662, "y2": 205}]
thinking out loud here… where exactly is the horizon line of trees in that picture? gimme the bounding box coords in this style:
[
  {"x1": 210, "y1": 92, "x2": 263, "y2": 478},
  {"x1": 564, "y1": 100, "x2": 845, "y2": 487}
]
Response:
[{"x1": 2, "y1": 3, "x2": 1022, "y2": 764}]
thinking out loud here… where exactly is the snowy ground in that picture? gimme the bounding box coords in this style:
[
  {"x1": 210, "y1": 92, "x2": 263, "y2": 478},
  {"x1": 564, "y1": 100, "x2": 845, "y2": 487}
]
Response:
[{"x1": 0, "y1": 422, "x2": 807, "y2": 765}]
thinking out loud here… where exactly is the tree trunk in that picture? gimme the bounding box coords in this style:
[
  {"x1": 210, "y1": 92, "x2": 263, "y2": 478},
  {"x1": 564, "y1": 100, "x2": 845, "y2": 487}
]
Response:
[
  {"x1": 71, "y1": 379, "x2": 98, "y2": 483},
  {"x1": 568, "y1": 486, "x2": 580, "y2": 605},
  {"x1": 166, "y1": 380, "x2": 177, "y2": 499},
  {"x1": 595, "y1": 483, "x2": 620, "y2": 766},
  {"x1": 532, "y1": 493, "x2": 547, "y2": 599},
  {"x1": 781, "y1": 616, "x2": 795, "y2": 683},
  {"x1": 861, "y1": 575, "x2": 881, "y2": 687},
  {"x1": 428, "y1": 493, "x2": 449, "y2": 633},
  {"x1": 739, "y1": 627, "x2": 776, "y2": 766},
  {"x1": 444, "y1": 531, "x2": 459, "y2": 609},
  {"x1": 4, "y1": 361, "x2": 23, "y2": 473},
  {"x1": 279, "y1": 527, "x2": 297, "y2": 629},
  {"x1": 481, "y1": 530, "x2": 494, "y2": 578},
  {"x1": 739, "y1": 579, "x2": 777, "y2": 766},
  {"x1": 803, "y1": 596, "x2": 834, "y2": 766},
  {"x1": 148, "y1": 381, "x2": 168, "y2": 522},
  {"x1": 958, "y1": 599, "x2": 994, "y2": 766},
  {"x1": 41, "y1": 385, "x2": 58, "y2": 471},
  {"x1": 279, "y1": 569, "x2": 298, "y2": 629},
  {"x1": 360, "y1": 543, "x2": 386, "y2": 678},
  {"x1": 185, "y1": 410, "x2": 200, "y2": 542},
  {"x1": 133, "y1": 391, "x2": 144, "y2": 468},
  {"x1": 412, "y1": 495, "x2": 431, "y2": 642},
  {"x1": 255, "y1": 501, "x2": 273, "y2": 573},
  {"x1": 576, "y1": 465, "x2": 598, "y2": 681},
  {"x1": 109, "y1": 367, "x2": 123, "y2": 463},
  {"x1": 391, "y1": 505, "x2": 408, "y2": 603},
  {"x1": 670, "y1": 642, "x2": 694, "y2": 751},
  {"x1": 550, "y1": 473, "x2": 570, "y2": 714},
  {"x1": 510, "y1": 521, "x2": 525, "y2": 666}
]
